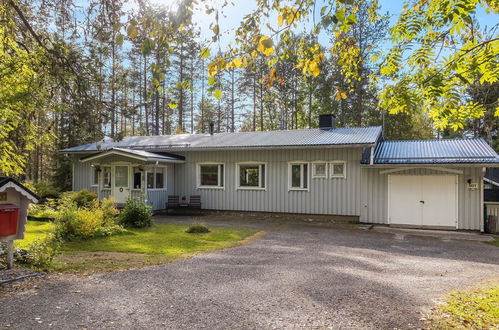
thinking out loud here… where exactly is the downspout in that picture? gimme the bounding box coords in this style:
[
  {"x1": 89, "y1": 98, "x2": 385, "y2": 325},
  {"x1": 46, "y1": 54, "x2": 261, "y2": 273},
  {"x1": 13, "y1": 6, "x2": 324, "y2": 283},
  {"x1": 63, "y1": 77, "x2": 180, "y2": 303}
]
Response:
[
  {"x1": 370, "y1": 146, "x2": 374, "y2": 165},
  {"x1": 480, "y1": 167, "x2": 485, "y2": 233}
]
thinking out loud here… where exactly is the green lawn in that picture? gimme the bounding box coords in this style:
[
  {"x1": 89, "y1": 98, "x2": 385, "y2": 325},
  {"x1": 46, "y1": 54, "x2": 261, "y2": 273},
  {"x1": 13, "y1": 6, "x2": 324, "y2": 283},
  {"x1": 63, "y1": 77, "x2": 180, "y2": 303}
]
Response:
[
  {"x1": 428, "y1": 280, "x2": 499, "y2": 329},
  {"x1": 14, "y1": 221, "x2": 56, "y2": 250},
  {"x1": 15, "y1": 221, "x2": 260, "y2": 273},
  {"x1": 489, "y1": 237, "x2": 499, "y2": 247}
]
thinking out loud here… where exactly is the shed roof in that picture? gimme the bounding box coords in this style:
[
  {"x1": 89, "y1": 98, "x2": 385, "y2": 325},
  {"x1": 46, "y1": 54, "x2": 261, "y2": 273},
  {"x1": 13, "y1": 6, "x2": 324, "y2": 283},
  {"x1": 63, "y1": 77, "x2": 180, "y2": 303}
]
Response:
[
  {"x1": 367, "y1": 138, "x2": 499, "y2": 165},
  {"x1": 61, "y1": 126, "x2": 383, "y2": 152},
  {"x1": 0, "y1": 177, "x2": 39, "y2": 203}
]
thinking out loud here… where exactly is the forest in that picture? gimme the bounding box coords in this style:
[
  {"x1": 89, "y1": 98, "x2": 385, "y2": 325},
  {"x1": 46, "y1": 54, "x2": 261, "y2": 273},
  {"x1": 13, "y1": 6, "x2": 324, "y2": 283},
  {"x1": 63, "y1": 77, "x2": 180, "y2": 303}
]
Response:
[{"x1": 0, "y1": 0, "x2": 498, "y2": 189}]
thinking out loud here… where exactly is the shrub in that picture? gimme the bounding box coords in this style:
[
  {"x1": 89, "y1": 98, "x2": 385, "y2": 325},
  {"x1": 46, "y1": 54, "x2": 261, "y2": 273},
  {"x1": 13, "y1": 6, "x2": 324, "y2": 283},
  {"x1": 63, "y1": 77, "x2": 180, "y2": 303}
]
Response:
[
  {"x1": 14, "y1": 235, "x2": 61, "y2": 270},
  {"x1": 186, "y1": 224, "x2": 210, "y2": 234},
  {"x1": 28, "y1": 200, "x2": 58, "y2": 219},
  {"x1": 100, "y1": 197, "x2": 120, "y2": 226},
  {"x1": 55, "y1": 201, "x2": 124, "y2": 240},
  {"x1": 118, "y1": 198, "x2": 153, "y2": 228},
  {"x1": 23, "y1": 181, "x2": 61, "y2": 199},
  {"x1": 59, "y1": 190, "x2": 97, "y2": 209}
]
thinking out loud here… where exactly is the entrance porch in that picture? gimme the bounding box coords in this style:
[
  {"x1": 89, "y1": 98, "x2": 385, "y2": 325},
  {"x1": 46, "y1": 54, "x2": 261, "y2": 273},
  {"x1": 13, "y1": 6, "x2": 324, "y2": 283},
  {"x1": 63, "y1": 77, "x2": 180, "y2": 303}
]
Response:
[{"x1": 80, "y1": 148, "x2": 184, "y2": 210}]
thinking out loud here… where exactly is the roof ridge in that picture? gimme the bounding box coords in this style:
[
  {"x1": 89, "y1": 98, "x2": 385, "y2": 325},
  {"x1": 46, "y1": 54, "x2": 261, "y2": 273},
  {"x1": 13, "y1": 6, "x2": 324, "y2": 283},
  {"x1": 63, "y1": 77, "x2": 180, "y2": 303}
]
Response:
[{"x1": 383, "y1": 137, "x2": 485, "y2": 143}]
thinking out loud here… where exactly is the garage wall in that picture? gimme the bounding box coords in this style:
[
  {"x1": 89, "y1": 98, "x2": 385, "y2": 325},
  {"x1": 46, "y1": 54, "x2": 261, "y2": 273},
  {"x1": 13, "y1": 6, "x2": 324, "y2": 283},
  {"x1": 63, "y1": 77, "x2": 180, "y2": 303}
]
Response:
[
  {"x1": 172, "y1": 148, "x2": 364, "y2": 216},
  {"x1": 360, "y1": 167, "x2": 483, "y2": 230}
]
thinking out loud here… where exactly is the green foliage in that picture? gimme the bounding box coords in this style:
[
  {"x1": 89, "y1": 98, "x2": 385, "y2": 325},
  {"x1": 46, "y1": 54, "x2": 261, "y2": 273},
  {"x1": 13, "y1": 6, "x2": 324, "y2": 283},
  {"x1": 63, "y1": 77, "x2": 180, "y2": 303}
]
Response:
[
  {"x1": 23, "y1": 181, "x2": 61, "y2": 199},
  {"x1": 428, "y1": 281, "x2": 499, "y2": 329},
  {"x1": 13, "y1": 235, "x2": 61, "y2": 270},
  {"x1": 118, "y1": 198, "x2": 153, "y2": 228},
  {"x1": 55, "y1": 197, "x2": 123, "y2": 240},
  {"x1": 28, "y1": 201, "x2": 59, "y2": 219},
  {"x1": 186, "y1": 224, "x2": 210, "y2": 234},
  {"x1": 59, "y1": 190, "x2": 97, "y2": 209}
]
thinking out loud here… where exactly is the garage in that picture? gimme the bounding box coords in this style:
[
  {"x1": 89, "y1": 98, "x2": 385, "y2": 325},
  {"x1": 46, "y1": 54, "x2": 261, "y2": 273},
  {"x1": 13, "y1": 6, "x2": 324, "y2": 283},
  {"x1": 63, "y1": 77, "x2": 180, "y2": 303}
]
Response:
[{"x1": 388, "y1": 175, "x2": 458, "y2": 229}]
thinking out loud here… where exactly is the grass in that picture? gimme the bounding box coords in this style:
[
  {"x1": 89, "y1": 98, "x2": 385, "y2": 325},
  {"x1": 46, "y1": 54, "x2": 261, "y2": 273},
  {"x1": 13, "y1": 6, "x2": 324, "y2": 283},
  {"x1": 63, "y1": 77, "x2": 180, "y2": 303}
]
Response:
[
  {"x1": 14, "y1": 221, "x2": 56, "y2": 250},
  {"x1": 428, "y1": 280, "x2": 499, "y2": 329},
  {"x1": 488, "y1": 237, "x2": 499, "y2": 247},
  {"x1": 15, "y1": 221, "x2": 259, "y2": 273}
]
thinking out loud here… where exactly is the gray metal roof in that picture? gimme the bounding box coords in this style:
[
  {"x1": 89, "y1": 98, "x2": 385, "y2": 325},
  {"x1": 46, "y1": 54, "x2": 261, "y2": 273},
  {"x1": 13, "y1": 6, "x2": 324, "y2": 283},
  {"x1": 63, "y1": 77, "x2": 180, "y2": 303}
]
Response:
[
  {"x1": 368, "y1": 138, "x2": 499, "y2": 165},
  {"x1": 61, "y1": 126, "x2": 383, "y2": 152}
]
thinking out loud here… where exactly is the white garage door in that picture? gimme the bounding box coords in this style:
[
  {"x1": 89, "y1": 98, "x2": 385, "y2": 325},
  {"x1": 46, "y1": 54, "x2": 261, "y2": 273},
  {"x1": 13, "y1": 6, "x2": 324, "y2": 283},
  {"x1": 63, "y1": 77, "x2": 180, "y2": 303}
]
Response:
[{"x1": 388, "y1": 175, "x2": 458, "y2": 228}]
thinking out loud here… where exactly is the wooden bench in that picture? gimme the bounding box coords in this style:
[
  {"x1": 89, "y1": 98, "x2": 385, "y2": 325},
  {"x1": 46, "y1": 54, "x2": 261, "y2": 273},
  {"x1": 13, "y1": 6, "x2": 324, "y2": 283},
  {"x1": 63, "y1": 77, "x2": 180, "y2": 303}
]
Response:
[
  {"x1": 166, "y1": 195, "x2": 180, "y2": 211},
  {"x1": 166, "y1": 195, "x2": 202, "y2": 214},
  {"x1": 189, "y1": 195, "x2": 202, "y2": 209}
]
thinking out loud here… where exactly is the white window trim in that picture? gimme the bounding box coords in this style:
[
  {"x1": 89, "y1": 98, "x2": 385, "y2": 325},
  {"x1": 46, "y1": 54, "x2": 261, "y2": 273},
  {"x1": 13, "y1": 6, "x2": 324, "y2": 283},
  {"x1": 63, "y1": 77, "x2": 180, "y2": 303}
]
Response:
[
  {"x1": 288, "y1": 161, "x2": 310, "y2": 191},
  {"x1": 236, "y1": 162, "x2": 267, "y2": 191},
  {"x1": 146, "y1": 166, "x2": 168, "y2": 191},
  {"x1": 102, "y1": 166, "x2": 112, "y2": 189},
  {"x1": 312, "y1": 161, "x2": 328, "y2": 179},
  {"x1": 197, "y1": 162, "x2": 225, "y2": 190},
  {"x1": 330, "y1": 161, "x2": 347, "y2": 179},
  {"x1": 91, "y1": 166, "x2": 99, "y2": 187}
]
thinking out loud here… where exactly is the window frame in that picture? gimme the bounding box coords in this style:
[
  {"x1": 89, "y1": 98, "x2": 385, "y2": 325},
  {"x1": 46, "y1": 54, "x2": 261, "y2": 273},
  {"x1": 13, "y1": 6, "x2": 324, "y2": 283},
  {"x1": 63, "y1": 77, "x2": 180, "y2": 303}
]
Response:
[
  {"x1": 236, "y1": 162, "x2": 267, "y2": 191},
  {"x1": 288, "y1": 161, "x2": 310, "y2": 191},
  {"x1": 330, "y1": 161, "x2": 347, "y2": 179},
  {"x1": 146, "y1": 166, "x2": 167, "y2": 191},
  {"x1": 102, "y1": 166, "x2": 112, "y2": 190},
  {"x1": 91, "y1": 166, "x2": 99, "y2": 187},
  {"x1": 312, "y1": 161, "x2": 328, "y2": 179},
  {"x1": 197, "y1": 162, "x2": 225, "y2": 190}
]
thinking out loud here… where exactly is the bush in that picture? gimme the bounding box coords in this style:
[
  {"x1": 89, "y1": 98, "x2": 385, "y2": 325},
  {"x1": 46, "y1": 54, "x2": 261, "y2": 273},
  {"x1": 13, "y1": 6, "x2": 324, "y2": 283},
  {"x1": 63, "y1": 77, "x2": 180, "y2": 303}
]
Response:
[
  {"x1": 118, "y1": 198, "x2": 153, "y2": 228},
  {"x1": 59, "y1": 190, "x2": 97, "y2": 209},
  {"x1": 13, "y1": 235, "x2": 61, "y2": 270},
  {"x1": 55, "y1": 197, "x2": 124, "y2": 240},
  {"x1": 100, "y1": 197, "x2": 120, "y2": 226},
  {"x1": 28, "y1": 200, "x2": 58, "y2": 219},
  {"x1": 186, "y1": 224, "x2": 210, "y2": 234},
  {"x1": 23, "y1": 181, "x2": 61, "y2": 199}
]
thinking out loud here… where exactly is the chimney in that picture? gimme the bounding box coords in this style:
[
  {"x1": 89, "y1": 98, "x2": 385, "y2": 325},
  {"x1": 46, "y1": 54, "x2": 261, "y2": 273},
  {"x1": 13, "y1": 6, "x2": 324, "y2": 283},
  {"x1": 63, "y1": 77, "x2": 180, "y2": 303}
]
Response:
[
  {"x1": 209, "y1": 121, "x2": 215, "y2": 135},
  {"x1": 319, "y1": 114, "x2": 336, "y2": 130}
]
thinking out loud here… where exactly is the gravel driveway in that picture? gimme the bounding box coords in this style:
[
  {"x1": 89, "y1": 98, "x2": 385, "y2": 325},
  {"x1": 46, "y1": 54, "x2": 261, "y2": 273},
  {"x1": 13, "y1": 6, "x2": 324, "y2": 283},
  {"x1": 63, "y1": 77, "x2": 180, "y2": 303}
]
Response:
[{"x1": 1, "y1": 222, "x2": 498, "y2": 329}]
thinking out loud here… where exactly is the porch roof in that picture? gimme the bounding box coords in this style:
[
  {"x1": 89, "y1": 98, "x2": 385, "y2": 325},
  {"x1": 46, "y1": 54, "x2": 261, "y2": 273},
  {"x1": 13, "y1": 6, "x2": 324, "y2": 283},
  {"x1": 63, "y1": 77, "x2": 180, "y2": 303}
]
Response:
[{"x1": 79, "y1": 148, "x2": 185, "y2": 164}]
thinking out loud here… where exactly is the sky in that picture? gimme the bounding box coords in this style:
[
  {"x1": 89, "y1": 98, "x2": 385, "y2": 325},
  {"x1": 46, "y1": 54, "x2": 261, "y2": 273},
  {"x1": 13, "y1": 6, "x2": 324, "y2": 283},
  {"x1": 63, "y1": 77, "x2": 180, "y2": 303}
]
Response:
[{"x1": 148, "y1": 0, "x2": 498, "y2": 51}]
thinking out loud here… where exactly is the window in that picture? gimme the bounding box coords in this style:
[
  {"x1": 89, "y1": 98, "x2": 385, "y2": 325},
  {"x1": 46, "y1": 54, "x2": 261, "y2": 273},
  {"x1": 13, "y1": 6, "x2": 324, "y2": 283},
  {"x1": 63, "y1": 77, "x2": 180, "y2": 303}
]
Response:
[
  {"x1": 330, "y1": 161, "x2": 346, "y2": 178},
  {"x1": 237, "y1": 163, "x2": 265, "y2": 189},
  {"x1": 312, "y1": 162, "x2": 327, "y2": 178},
  {"x1": 103, "y1": 167, "x2": 111, "y2": 188},
  {"x1": 115, "y1": 166, "x2": 129, "y2": 187},
  {"x1": 91, "y1": 167, "x2": 99, "y2": 186},
  {"x1": 133, "y1": 167, "x2": 142, "y2": 189},
  {"x1": 147, "y1": 167, "x2": 166, "y2": 189},
  {"x1": 289, "y1": 163, "x2": 308, "y2": 190},
  {"x1": 198, "y1": 163, "x2": 224, "y2": 188}
]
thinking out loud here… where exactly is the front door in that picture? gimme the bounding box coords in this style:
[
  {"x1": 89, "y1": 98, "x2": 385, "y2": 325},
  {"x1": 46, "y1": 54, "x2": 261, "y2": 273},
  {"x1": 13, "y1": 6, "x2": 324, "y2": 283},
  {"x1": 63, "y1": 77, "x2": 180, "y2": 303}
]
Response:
[{"x1": 113, "y1": 165, "x2": 129, "y2": 203}]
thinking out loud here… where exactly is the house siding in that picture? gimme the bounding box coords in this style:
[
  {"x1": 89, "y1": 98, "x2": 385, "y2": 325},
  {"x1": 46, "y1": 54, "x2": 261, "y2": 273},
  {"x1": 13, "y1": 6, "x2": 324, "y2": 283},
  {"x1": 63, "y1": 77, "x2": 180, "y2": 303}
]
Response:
[
  {"x1": 171, "y1": 148, "x2": 363, "y2": 216},
  {"x1": 71, "y1": 155, "x2": 175, "y2": 210},
  {"x1": 360, "y1": 167, "x2": 483, "y2": 230}
]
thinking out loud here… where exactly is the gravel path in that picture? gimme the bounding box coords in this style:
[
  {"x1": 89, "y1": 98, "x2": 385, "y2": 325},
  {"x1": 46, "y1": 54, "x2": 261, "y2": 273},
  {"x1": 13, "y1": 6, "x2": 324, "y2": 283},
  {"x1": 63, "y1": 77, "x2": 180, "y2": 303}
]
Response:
[{"x1": 0, "y1": 224, "x2": 498, "y2": 329}]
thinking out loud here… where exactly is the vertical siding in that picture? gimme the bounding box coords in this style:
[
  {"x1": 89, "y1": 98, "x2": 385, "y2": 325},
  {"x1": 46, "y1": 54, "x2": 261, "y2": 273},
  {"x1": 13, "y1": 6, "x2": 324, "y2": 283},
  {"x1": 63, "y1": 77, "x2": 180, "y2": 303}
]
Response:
[
  {"x1": 173, "y1": 148, "x2": 363, "y2": 216},
  {"x1": 72, "y1": 154, "x2": 173, "y2": 211},
  {"x1": 360, "y1": 167, "x2": 483, "y2": 230},
  {"x1": 147, "y1": 190, "x2": 168, "y2": 210}
]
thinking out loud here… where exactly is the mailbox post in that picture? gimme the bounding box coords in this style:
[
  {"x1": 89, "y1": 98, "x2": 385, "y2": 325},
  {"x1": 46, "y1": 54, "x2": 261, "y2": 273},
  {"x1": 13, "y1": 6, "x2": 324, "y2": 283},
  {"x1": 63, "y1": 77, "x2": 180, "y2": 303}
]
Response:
[{"x1": 0, "y1": 178, "x2": 39, "y2": 269}]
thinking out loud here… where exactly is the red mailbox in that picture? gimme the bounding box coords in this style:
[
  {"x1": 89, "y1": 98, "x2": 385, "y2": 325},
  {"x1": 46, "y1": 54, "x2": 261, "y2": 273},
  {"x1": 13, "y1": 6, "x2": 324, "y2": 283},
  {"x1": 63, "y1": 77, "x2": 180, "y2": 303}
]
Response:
[{"x1": 0, "y1": 204, "x2": 19, "y2": 237}]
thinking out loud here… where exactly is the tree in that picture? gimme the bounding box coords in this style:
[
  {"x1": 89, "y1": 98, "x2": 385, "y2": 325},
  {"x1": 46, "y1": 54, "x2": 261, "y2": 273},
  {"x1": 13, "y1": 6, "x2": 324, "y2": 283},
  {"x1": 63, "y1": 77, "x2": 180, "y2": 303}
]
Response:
[{"x1": 209, "y1": 0, "x2": 499, "y2": 132}]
